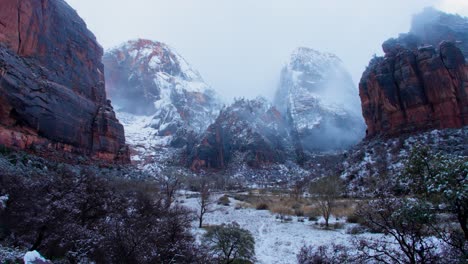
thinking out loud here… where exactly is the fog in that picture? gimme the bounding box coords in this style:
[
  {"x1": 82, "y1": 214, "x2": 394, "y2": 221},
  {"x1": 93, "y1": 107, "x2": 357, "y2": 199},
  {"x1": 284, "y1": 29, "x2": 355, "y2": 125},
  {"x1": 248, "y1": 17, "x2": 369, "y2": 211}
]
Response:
[{"x1": 65, "y1": 0, "x2": 468, "y2": 102}]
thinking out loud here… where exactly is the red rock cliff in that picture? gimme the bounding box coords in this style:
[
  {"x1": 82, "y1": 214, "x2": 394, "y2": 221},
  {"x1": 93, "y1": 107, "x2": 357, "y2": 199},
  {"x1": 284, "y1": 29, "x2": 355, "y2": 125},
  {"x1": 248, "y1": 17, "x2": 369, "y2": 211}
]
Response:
[
  {"x1": 360, "y1": 40, "x2": 468, "y2": 138},
  {"x1": 0, "y1": 0, "x2": 129, "y2": 162}
]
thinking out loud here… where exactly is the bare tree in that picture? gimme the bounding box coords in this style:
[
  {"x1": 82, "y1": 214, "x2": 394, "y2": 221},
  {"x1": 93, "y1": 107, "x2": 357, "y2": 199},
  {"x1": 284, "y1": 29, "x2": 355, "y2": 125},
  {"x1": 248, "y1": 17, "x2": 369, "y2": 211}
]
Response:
[
  {"x1": 309, "y1": 175, "x2": 343, "y2": 228},
  {"x1": 291, "y1": 180, "x2": 306, "y2": 201},
  {"x1": 355, "y1": 198, "x2": 441, "y2": 264},
  {"x1": 197, "y1": 179, "x2": 215, "y2": 228},
  {"x1": 158, "y1": 168, "x2": 182, "y2": 209}
]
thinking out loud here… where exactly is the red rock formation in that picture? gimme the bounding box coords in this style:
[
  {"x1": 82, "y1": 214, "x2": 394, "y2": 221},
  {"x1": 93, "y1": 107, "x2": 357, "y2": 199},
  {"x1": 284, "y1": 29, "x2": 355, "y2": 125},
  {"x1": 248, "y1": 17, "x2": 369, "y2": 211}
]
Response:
[
  {"x1": 189, "y1": 98, "x2": 293, "y2": 171},
  {"x1": 360, "y1": 41, "x2": 468, "y2": 138},
  {"x1": 0, "y1": 0, "x2": 129, "y2": 162}
]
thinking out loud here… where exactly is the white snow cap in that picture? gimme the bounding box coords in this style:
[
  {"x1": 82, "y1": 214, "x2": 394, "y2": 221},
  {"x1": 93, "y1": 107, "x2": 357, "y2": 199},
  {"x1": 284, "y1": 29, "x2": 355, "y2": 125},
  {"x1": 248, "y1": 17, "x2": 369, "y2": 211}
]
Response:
[{"x1": 24, "y1": 251, "x2": 49, "y2": 264}]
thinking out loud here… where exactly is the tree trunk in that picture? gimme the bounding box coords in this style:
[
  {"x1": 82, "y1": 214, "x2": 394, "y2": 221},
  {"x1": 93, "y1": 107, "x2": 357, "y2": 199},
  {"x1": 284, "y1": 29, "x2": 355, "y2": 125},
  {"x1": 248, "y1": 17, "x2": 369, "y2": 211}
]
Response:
[
  {"x1": 30, "y1": 226, "x2": 46, "y2": 251},
  {"x1": 455, "y1": 201, "x2": 468, "y2": 240}
]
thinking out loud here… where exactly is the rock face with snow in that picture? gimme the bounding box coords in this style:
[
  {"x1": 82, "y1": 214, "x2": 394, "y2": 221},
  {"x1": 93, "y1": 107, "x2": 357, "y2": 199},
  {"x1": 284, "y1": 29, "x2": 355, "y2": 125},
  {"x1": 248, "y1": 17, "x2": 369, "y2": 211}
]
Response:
[
  {"x1": 23, "y1": 251, "x2": 51, "y2": 264},
  {"x1": 190, "y1": 98, "x2": 294, "y2": 170},
  {"x1": 342, "y1": 127, "x2": 467, "y2": 196},
  {"x1": 275, "y1": 48, "x2": 365, "y2": 152},
  {"x1": 411, "y1": 8, "x2": 468, "y2": 59},
  {"x1": 104, "y1": 39, "x2": 221, "y2": 167},
  {"x1": 0, "y1": 0, "x2": 128, "y2": 162},
  {"x1": 360, "y1": 39, "x2": 468, "y2": 138}
]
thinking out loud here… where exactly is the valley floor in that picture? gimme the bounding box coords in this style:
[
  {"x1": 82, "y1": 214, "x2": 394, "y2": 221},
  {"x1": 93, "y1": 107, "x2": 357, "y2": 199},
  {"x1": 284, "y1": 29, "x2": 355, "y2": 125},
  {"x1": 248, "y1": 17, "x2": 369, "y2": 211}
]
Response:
[{"x1": 181, "y1": 193, "x2": 379, "y2": 264}]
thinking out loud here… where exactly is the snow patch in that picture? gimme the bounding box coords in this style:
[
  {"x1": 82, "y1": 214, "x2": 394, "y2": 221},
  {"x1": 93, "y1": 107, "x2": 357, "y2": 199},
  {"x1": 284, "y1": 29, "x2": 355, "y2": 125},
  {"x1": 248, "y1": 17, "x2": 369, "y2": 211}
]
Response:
[
  {"x1": 0, "y1": 194, "x2": 8, "y2": 210},
  {"x1": 182, "y1": 193, "x2": 379, "y2": 264},
  {"x1": 24, "y1": 251, "x2": 48, "y2": 264}
]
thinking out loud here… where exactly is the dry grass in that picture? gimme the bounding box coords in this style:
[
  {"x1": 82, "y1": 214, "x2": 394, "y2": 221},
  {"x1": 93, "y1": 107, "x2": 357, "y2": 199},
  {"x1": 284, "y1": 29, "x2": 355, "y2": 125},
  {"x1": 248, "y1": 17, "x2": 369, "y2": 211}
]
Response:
[
  {"x1": 333, "y1": 199, "x2": 358, "y2": 218},
  {"x1": 232, "y1": 192, "x2": 359, "y2": 218}
]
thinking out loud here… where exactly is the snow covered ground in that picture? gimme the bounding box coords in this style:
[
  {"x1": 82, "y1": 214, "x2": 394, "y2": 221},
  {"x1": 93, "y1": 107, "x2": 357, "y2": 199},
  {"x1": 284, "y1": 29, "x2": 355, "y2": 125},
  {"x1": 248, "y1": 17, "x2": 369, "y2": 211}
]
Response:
[{"x1": 181, "y1": 193, "x2": 377, "y2": 264}]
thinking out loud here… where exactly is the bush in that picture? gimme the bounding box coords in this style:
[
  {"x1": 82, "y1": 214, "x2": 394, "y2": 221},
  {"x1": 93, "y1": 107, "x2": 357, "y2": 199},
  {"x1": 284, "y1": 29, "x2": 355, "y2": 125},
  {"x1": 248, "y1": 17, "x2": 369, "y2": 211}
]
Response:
[
  {"x1": 306, "y1": 211, "x2": 320, "y2": 222},
  {"x1": 0, "y1": 144, "x2": 11, "y2": 155},
  {"x1": 346, "y1": 225, "x2": 367, "y2": 235},
  {"x1": 218, "y1": 195, "x2": 230, "y2": 206},
  {"x1": 233, "y1": 194, "x2": 247, "y2": 202},
  {"x1": 292, "y1": 203, "x2": 301, "y2": 210},
  {"x1": 294, "y1": 209, "x2": 304, "y2": 217},
  {"x1": 0, "y1": 164, "x2": 209, "y2": 263},
  {"x1": 202, "y1": 222, "x2": 255, "y2": 264},
  {"x1": 297, "y1": 244, "x2": 351, "y2": 264},
  {"x1": 256, "y1": 203, "x2": 269, "y2": 210},
  {"x1": 346, "y1": 214, "x2": 363, "y2": 224}
]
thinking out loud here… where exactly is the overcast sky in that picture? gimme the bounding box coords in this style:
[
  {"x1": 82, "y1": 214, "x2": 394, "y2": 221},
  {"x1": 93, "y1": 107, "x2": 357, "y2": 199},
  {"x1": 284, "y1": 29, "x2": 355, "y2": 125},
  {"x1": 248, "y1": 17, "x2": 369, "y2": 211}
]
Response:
[{"x1": 65, "y1": 0, "x2": 468, "y2": 102}]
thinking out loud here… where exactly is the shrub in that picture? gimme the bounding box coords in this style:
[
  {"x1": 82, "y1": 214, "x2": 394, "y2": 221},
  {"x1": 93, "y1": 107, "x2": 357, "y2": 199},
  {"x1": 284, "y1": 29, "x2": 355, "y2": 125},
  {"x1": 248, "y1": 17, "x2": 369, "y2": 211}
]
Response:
[
  {"x1": 292, "y1": 203, "x2": 301, "y2": 210},
  {"x1": 202, "y1": 222, "x2": 255, "y2": 264},
  {"x1": 233, "y1": 194, "x2": 247, "y2": 202},
  {"x1": 294, "y1": 209, "x2": 304, "y2": 217},
  {"x1": 346, "y1": 214, "x2": 363, "y2": 224},
  {"x1": 256, "y1": 203, "x2": 269, "y2": 210},
  {"x1": 346, "y1": 225, "x2": 367, "y2": 235},
  {"x1": 297, "y1": 244, "x2": 351, "y2": 264},
  {"x1": 0, "y1": 144, "x2": 11, "y2": 155},
  {"x1": 0, "y1": 165, "x2": 209, "y2": 263},
  {"x1": 218, "y1": 195, "x2": 230, "y2": 206}
]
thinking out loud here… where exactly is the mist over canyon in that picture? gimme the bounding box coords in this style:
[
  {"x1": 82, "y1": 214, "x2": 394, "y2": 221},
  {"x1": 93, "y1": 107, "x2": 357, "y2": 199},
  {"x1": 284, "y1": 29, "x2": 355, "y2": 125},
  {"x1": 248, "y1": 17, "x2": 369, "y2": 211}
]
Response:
[{"x1": 0, "y1": 1, "x2": 467, "y2": 263}]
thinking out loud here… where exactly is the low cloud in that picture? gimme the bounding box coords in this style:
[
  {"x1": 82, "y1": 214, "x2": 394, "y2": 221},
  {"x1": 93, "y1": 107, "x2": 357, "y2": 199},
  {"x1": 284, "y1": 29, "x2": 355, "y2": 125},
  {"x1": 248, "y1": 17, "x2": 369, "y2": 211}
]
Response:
[{"x1": 66, "y1": 0, "x2": 466, "y2": 102}]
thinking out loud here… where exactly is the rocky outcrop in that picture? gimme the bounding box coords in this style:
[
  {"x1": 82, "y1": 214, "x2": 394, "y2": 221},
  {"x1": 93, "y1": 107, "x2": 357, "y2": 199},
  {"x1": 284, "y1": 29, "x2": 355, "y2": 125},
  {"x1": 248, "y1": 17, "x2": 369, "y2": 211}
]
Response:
[
  {"x1": 275, "y1": 47, "x2": 365, "y2": 152},
  {"x1": 360, "y1": 40, "x2": 468, "y2": 137},
  {"x1": 190, "y1": 98, "x2": 294, "y2": 170},
  {"x1": 0, "y1": 0, "x2": 128, "y2": 162}
]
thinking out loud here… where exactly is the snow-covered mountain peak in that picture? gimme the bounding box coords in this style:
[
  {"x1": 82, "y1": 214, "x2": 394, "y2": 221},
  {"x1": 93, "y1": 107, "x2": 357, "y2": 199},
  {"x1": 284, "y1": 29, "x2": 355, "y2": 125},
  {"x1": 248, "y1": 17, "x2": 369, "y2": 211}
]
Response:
[
  {"x1": 289, "y1": 47, "x2": 343, "y2": 77},
  {"x1": 104, "y1": 39, "x2": 222, "y2": 169},
  {"x1": 107, "y1": 39, "x2": 208, "y2": 94},
  {"x1": 275, "y1": 47, "x2": 365, "y2": 152}
]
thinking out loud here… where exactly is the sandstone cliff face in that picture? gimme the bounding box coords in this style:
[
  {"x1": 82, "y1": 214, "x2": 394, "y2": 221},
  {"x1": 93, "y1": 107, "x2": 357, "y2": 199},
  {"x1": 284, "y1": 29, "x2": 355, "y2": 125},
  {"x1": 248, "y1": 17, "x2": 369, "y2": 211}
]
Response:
[
  {"x1": 190, "y1": 98, "x2": 294, "y2": 170},
  {"x1": 0, "y1": 0, "x2": 128, "y2": 162},
  {"x1": 360, "y1": 40, "x2": 468, "y2": 138}
]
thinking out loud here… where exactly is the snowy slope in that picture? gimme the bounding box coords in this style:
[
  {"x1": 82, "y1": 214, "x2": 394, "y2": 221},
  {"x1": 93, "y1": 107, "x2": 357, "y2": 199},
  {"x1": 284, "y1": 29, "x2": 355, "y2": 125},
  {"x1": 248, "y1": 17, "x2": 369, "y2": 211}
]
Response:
[
  {"x1": 275, "y1": 47, "x2": 365, "y2": 152},
  {"x1": 182, "y1": 193, "x2": 381, "y2": 264},
  {"x1": 104, "y1": 40, "x2": 221, "y2": 169},
  {"x1": 342, "y1": 127, "x2": 467, "y2": 196}
]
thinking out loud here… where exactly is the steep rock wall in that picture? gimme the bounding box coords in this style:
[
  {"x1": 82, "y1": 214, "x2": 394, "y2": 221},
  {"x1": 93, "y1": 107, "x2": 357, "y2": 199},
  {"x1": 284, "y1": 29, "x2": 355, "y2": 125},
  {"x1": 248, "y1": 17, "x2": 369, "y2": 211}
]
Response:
[{"x1": 0, "y1": 0, "x2": 128, "y2": 162}]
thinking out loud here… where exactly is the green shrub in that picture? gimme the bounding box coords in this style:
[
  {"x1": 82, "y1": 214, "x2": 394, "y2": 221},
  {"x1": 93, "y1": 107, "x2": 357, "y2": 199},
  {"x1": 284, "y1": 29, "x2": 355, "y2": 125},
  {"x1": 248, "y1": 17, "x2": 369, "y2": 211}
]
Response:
[{"x1": 202, "y1": 222, "x2": 255, "y2": 264}]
